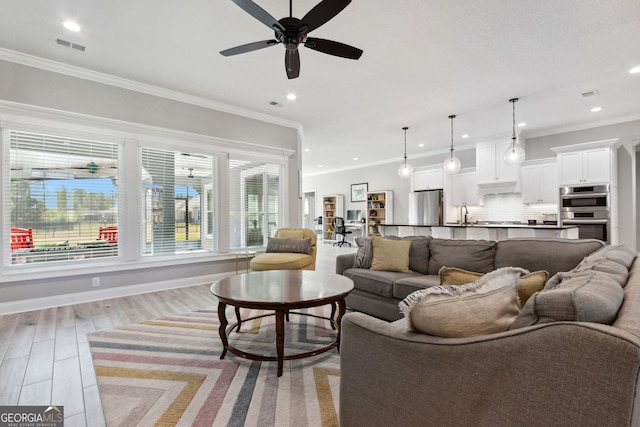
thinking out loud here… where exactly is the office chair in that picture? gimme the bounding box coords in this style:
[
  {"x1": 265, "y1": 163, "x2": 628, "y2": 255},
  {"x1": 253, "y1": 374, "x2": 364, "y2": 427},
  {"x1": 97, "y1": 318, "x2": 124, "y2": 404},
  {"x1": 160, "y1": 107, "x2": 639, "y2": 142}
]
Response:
[{"x1": 332, "y1": 217, "x2": 352, "y2": 247}]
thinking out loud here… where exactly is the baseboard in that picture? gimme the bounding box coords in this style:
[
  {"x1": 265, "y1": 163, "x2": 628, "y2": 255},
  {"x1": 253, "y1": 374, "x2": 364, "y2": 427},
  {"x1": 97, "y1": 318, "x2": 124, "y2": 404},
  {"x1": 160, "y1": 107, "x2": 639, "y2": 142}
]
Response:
[{"x1": 0, "y1": 272, "x2": 230, "y2": 315}]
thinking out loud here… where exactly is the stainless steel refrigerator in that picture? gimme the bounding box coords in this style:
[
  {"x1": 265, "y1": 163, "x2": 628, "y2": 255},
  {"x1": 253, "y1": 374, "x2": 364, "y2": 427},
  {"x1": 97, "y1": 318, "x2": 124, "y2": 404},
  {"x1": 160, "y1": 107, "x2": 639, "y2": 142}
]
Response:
[{"x1": 408, "y1": 189, "x2": 443, "y2": 225}]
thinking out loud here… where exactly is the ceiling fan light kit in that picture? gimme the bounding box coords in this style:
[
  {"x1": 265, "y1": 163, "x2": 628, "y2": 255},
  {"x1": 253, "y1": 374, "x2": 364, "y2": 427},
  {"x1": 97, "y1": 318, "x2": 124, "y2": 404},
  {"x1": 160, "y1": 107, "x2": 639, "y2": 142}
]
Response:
[
  {"x1": 221, "y1": 0, "x2": 363, "y2": 79},
  {"x1": 398, "y1": 126, "x2": 413, "y2": 179},
  {"x1": 503, "y1": 97, "x2": 526, "y2": 166},
  {"x1": 443, "y1": 114, "x2": 461, "y2": 174}
]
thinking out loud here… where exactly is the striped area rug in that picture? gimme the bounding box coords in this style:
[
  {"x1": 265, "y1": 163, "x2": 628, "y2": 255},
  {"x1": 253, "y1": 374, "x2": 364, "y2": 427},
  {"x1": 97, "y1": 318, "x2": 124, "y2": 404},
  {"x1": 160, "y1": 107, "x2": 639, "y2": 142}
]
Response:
[{"x1": 87, "y1": 306, "x2": 341, "y2": 427}]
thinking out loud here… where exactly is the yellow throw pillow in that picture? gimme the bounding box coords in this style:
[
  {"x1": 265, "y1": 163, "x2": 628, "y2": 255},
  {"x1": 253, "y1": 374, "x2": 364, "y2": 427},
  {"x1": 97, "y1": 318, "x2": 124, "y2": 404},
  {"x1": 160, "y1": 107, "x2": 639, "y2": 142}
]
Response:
[
  {"x1": 439, "y1": 266, "x2": 548, "y2": 308},
  {"x1": 439, "y1": 267, "x2": 483, "y2": 285},
  {"x1": 516, "y1": 270, "x2": 549, "y2": 308},
  {"x1": 370, "y1": 236, "x2": 412, "y2": 273}
]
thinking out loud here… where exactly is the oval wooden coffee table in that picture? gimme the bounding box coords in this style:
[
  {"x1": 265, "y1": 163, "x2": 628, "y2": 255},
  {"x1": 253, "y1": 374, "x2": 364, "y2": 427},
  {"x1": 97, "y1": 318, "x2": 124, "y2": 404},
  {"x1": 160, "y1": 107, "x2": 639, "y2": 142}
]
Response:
[{"x1": 211, "y1": 270, "x2": 354, "y2": 376}]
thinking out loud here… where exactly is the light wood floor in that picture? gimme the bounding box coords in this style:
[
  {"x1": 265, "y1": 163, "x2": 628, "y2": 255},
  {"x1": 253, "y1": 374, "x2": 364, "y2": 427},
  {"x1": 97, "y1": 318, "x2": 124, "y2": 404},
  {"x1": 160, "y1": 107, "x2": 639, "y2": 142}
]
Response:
[{"x1": 0, "y1": 241, "x2": 356, "y2": 426}]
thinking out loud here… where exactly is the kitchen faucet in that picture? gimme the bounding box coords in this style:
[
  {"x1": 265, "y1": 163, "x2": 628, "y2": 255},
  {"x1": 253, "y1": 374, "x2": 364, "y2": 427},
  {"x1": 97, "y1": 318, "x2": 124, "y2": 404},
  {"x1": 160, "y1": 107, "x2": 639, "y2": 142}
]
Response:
[{"x1": 460, "y1": 203, "x2": 469, "y2": 225}]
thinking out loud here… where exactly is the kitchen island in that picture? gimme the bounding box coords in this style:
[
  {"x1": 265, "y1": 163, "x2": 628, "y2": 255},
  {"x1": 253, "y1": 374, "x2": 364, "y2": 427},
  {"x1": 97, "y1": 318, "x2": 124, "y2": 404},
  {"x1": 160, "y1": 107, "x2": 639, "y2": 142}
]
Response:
[{"x1": 380, "y1": 222, "x2": 578, "y2": 241}]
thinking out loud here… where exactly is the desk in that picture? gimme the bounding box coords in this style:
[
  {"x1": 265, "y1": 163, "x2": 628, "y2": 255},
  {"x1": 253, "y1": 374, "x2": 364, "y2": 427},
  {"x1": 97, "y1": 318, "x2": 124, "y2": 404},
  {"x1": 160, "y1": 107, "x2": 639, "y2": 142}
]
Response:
[{"x1": 345, "y1": 222, "x2": 365, "y2": 241}]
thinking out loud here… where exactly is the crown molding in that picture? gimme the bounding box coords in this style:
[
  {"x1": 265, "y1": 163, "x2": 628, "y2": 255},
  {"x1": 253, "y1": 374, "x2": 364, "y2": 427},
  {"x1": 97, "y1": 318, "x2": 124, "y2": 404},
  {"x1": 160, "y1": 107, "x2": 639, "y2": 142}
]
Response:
[{"x1": 0, "y1": 48, "x2": 303, "y2": 133}]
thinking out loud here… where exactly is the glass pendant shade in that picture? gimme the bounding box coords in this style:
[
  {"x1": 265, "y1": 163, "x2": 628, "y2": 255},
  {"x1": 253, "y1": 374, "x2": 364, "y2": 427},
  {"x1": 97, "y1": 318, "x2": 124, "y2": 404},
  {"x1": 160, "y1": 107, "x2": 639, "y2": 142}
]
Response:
[
  {"x1": 503, "y1": 138, "x2": 526, "y2": 165},
  {"x1": 443, "y1": 156, "x2": 461, "y2": 174},
  {"x1": 504, "y1": 98, "x2": 525, "y2": 165},
  {"x1": 398, "y1": 126, "x2": 413, "y2": 179},
  {"x1": 443, "y1": 114, "x2": 461, "y2": 174},
  {"x1": 398, "y1": 161, "x2": 414, "y2": 178}
]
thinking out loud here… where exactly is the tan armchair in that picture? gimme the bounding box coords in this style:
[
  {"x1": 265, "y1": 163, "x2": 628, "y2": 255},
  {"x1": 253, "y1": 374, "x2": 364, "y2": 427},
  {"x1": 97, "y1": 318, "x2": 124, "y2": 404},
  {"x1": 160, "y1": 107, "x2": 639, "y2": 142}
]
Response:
[{"x1": 249, "y1": 228, "x2": 317, "y2": 271}]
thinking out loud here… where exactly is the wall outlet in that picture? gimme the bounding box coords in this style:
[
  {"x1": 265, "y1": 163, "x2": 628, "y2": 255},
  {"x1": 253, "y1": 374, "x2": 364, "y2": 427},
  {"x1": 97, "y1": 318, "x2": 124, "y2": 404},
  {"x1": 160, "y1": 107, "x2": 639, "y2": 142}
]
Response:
[{"x1": 92, "y1": 277, "x2": 100, "y2": 287}]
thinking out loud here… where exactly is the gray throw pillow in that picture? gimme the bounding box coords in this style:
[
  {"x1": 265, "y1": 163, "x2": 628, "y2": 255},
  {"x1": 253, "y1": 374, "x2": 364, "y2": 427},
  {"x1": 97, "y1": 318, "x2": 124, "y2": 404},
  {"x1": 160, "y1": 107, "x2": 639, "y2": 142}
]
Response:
[
  {"x1": 265, "y1": 237, "x2": 312, "y2": 254},
  {"x1": 353, "y1": 236, "x2": 373, "y2": 268}
]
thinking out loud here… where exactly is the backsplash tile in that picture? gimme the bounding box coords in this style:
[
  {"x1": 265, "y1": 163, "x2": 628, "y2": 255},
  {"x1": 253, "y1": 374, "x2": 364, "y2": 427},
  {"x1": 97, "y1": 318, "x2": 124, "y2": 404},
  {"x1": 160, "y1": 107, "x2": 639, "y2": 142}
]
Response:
[{"x1": 467, "y1": 193, "x2": 557, "y2": 224}]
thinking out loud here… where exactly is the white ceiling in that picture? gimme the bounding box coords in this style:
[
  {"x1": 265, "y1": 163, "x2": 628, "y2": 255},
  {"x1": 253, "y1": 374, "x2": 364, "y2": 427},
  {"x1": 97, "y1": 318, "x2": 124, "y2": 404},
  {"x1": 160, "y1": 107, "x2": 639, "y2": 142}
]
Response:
[{"x1": 2, "y1": 0, "x2": 640, "y2": 176}]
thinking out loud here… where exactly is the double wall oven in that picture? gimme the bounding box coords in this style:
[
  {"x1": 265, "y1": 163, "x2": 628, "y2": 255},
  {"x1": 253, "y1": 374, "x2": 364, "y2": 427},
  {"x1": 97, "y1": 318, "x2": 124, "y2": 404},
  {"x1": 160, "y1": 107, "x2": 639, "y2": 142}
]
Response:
[{"x1": 560, "y1": 185, "x2": 610, "y2": 243}]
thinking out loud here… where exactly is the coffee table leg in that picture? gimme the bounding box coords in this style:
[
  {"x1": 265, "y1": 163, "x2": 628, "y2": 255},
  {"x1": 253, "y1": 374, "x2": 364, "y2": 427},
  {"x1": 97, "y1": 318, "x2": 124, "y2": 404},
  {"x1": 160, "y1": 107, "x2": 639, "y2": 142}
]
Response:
[
  {"x1": 330, "y1": 302, "x2": 337, "y2": 330},
  {"x1": 275, "y1": 309, "x2": 286, "y2": 377},
  {"x1": 218, "y1": 302, "x2": 229, "y2": 359},
  {"x1": 335, "y1": 298, "x2": 347, "y2": 351},
  {"x1": 235, "y1": 306, "x2": 242, "y2": 332}
]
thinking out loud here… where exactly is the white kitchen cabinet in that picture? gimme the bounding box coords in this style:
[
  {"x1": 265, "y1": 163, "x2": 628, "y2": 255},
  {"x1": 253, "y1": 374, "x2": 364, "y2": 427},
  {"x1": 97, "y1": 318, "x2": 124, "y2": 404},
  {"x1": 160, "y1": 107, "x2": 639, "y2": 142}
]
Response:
[
  {"x1": 521, "y1": 161, "x2": 558, "y2": 204},
  {"x1": 557, "y1": 147, "x2": 610, "y2": 185},
  {"x1": 476, "y1": 140, "x2": 520, "y2": 185},
  {"x1": 450, "y1": 169, "x2": 481, "y2": 206},
  {"x1": 412, "y1": 166, "x2": 443, "y2": 191}
]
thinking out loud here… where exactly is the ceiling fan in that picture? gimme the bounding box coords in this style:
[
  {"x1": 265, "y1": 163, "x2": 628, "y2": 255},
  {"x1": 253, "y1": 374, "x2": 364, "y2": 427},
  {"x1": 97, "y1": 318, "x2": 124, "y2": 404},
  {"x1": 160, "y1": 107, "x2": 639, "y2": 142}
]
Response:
[{"x1": 220, "y1": 0, "x2": 363, "y2": 79}]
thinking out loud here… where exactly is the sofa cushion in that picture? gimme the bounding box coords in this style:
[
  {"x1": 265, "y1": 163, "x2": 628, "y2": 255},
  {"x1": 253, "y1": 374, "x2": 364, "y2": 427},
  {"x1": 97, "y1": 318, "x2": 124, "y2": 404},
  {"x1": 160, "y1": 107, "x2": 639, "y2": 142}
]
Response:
[
  {"x1": 250, "y1": 253, "x2": 313, "y2": 271},
  {"x1": 393, "y1": 275, "x2": 441, "y2": 299},
  {"x1": 439, "y1": 266, "x2": 548, "y2": 309},
  {"x1": 265, "y1": 237, "x2": 312, "y2": 254},
  {"x1": 571, "y1": 245, "x2": 637, "y2": 287},
  {"x1": 510, "y1": 270, "x2": 624, "y2": 329},
  {"x1": 494, "y1": 238, "x2": 604, "y2": 277},
  {"x1": 428, "y1": 239, "x2": 496, "y2": 275},
  {"x1": 398, "y1": 267, "x2": 527, "y2": 337},
  {"x1": 371, "y1": 236, "x2": 412, "y2": 273},
  {"x1": 343, "y1": 268, "x2": 419, "y2": 298}
]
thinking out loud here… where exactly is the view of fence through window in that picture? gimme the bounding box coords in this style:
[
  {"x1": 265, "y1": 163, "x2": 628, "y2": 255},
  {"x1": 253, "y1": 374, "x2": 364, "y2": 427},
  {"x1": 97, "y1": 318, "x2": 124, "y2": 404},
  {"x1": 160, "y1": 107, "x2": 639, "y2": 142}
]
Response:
[{"x1": 8, "y1": 130, "x2": 119, "y2": 264}]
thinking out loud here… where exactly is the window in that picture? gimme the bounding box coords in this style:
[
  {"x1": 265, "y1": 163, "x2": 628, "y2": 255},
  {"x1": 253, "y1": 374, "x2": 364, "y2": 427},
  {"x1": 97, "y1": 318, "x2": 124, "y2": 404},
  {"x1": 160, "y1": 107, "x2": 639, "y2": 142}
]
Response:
[
  {"x1": 6, "y1": 130, "x2": 119, "y2": 264},
  {"x1": 229, "y1": 158, "x2": 281, "y2": 249},
  {"x1": 141, "y1": 147, "x2": 217, "y2": 256}
]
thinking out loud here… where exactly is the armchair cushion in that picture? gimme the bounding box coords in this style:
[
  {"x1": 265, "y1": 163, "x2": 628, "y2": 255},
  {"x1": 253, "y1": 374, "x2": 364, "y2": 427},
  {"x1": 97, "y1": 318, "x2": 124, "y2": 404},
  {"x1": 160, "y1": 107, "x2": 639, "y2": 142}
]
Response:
[{"x1": 265, "y1": 237, "x2": 312, "y2": 255}]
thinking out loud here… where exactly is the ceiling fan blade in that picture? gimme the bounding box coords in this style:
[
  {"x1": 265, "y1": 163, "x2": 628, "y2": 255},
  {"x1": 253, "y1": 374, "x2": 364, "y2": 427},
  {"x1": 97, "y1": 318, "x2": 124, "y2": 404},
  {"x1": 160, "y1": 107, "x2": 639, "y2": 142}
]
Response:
[
  {"x1": 285, "y1": 49, "x2": 300, "y2": 79},
  {"x1": 301, "y1": 0, "x2": 351, "y2": 33},
  {"x1": 304, "y1": 37, "x2": 363, "y2": 59},
  {"x1": 231, "y1": 0, "x2": 285, "y2": 32},
  {"x1": 220, "y1": 40, "x2": 279, "y2": 56}
]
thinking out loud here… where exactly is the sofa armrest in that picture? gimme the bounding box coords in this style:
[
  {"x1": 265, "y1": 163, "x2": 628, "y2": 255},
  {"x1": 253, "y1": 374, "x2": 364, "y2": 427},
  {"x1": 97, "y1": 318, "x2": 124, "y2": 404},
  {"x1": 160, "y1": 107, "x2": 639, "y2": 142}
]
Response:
[
  {"x1": 336, "y1": 253, "x2": 356, "y2": 275},
  {"x1": 339, "y1": 312, "x2": 640, "y2": 427}
]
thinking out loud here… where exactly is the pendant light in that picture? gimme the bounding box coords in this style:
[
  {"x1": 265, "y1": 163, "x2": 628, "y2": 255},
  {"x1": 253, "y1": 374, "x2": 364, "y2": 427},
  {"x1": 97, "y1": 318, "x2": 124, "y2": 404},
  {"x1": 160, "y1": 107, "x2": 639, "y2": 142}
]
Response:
[
  {"x1": 503, "y1": 97, "x2": 525, "y2": 165},
  {"x1": 397, "y1": 126, "x2": 413, "y2": 178},
  {"x1": 443, "y1": 114, "x2": 461, "y2": 174}
]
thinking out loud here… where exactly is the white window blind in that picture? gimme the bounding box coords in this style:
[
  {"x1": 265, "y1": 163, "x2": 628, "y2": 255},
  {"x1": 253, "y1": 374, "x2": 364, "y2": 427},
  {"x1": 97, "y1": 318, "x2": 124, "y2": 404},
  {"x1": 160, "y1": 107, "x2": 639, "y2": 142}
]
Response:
[
  {"x1": 229, "y1": 158, "x2": 281, "y2": 249},
  {"x1": 7, "y1": 130, "x2": 119, "y2": 265},
  {"x1": 141, "y1": 147, "x2": 216, "y2": 256}
]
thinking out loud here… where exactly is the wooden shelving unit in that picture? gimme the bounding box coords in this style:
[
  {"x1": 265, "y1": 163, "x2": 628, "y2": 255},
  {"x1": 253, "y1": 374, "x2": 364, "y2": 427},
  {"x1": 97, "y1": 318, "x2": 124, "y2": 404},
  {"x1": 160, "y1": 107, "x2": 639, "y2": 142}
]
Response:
[
  {"x1": 322, "y1": 194, "x2": 344, "y2": 241},
  {"x1": 366, "y1": 190, "x2": 393, "y2": 236}
]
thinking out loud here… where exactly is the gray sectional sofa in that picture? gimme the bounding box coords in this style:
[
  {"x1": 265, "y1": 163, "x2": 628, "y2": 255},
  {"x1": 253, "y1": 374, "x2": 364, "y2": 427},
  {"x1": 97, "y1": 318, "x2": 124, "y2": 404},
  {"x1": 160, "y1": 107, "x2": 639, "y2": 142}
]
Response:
[
  {"x1": 337, "y1": 237, "x2": 640, "y2": 426},
  {"x1": 336, "y1": 236, "x2": 605, "y2": 322}
]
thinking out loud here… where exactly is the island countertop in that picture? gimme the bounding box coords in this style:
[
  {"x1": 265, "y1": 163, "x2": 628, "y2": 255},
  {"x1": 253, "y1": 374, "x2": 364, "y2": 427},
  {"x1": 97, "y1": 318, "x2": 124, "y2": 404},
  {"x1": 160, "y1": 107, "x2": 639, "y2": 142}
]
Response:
[{"x1": 382, "y1": 222, "x2": 576, "y2": 230}]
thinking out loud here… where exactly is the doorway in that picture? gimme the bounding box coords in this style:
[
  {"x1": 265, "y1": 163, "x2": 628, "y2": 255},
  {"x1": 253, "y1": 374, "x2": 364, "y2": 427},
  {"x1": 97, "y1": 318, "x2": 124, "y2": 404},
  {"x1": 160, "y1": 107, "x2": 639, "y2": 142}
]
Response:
[{"x1": 303, "y1": 190, "x2": 316, "y2": 231}]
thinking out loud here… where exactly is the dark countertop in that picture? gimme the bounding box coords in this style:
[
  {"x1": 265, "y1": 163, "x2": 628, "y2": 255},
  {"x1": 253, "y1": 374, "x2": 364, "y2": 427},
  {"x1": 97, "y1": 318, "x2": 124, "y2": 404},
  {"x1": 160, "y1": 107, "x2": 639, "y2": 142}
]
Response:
[{"x1": 382, "y1": 223, "x2": 576, "y2": 230}]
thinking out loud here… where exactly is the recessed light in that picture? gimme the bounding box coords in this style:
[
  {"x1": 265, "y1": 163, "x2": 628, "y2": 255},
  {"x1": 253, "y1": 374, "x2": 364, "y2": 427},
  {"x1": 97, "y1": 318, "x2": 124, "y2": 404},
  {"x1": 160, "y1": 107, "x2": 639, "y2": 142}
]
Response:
[
  {"x1": 591, "y1": 107, "x2": 602, "y2": 112},
  {"x1": 353, "y1": 157, "x2": 358, "y2": 161},
  {"x1": 63, "y1": 21, "x2": 81, "y2": 32},
  {"x1": 461, "y1": 134, "x2": 469, "y2": 139},
  {"x1": 286, "y1": 93, "x2": 297, "y2": 100},
  {"x1": 418, "y1": 143, "x2": 424, "y2": 148},
  {"x1": 318, "y1": 165, "x2": 323, "y2": 168},
  {"x1": 304, "y1": 148, "x2": 310, "y2": 152},
  {"x1": 517, "y1": 122, "x2": 527, "y2": 127},
  {"x1": 629, "y1": 66, "x2": 640, "y2": 74}
]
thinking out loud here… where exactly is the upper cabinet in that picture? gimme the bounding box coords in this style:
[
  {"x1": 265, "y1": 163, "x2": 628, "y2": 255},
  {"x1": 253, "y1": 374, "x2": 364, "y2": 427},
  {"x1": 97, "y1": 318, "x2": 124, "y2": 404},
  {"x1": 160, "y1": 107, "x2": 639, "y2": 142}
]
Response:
[
  {"x1": 412, "y1": 166, "x2": 444, "y2": 191},
  {"x1": 476, "y1": 139, "x2": 521, "y2": 185},
  {"x1": 521, "y1": 160, "x2": 557, "y2": 204},
  {"x1": 551, "y1": 139, "x2": 620, "y2": 186},
  {"x1": 450, "y1": 169, "x2": 482, "y2": 206}
]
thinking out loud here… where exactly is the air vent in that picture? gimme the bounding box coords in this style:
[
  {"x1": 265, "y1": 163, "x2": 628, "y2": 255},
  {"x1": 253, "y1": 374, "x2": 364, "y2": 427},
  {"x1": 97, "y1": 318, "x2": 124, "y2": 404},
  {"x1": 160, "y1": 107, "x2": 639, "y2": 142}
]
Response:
[
  {"x1": 269, "y1": 101, "x2": 280, "y2": 106},
  {"x1": 55, "y1": 38, "x2": 86, "y2": 52},
  {"x1": 581, "y1": 90, "x2": 599, "y2": 97}
]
